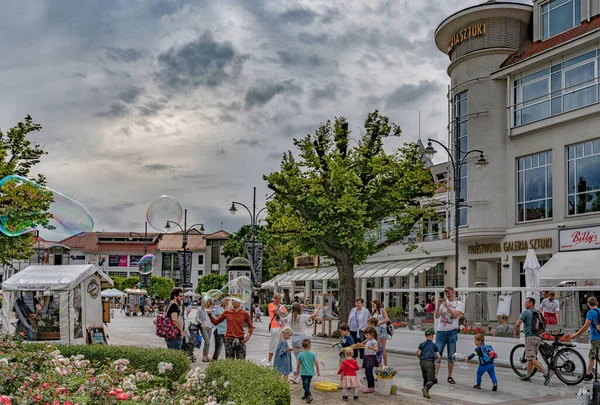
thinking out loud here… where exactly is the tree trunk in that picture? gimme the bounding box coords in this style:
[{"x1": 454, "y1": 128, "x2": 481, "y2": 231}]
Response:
[{"x1": 335, "y1": 256, "x2": 355, "y2": 324}]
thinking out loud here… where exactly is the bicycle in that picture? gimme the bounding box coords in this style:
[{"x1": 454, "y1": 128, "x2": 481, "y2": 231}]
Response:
[{"x1": 510, "y1": 332, "x2": 586, "y2": 385}]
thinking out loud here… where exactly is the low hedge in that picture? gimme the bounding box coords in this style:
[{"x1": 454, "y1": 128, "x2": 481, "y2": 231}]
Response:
[
  {"x1": 25, "y1": 343, "x2": 190, "y2": 381},
  {"x1": 205, "y1": 359, "x2": 290, "y2": 405}
]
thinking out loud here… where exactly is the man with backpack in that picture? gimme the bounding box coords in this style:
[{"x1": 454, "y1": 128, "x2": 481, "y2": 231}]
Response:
[
  {"x1": 514, "y1": 297, "x2": 551, "y2": 385},
  {"x1": 571, "y1": 296, "x2": 600, "y2": 381}
]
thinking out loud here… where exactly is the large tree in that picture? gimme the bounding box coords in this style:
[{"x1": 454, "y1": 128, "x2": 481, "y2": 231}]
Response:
[
  {"x1": 222, "y1": 224, "x2": 300, "y2": 281},
  {"x1": 264, "y1": 111, "x2": 436, "y2": 321},
  {"x1": 0, "y1": 116, "x2": 53, "y2": 267}
]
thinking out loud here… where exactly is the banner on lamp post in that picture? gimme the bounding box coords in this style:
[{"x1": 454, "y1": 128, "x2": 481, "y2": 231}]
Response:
[
  {"x1": 244, "y1": 240, "x2": 263, "y2": 287},
  {"x1": 177, "y1": 251, "x2": 193, "y2": 287}
]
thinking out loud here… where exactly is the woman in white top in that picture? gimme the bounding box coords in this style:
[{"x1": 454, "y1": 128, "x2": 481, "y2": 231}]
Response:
[
  {"x1": 283, "y1": 302, "x2": 320, "y2": 349},
  {"x1": 371, "y1": 299, "x2": 390, "y2": 366},
  {"x1": 195, "y1": 298, "x2": 214, "y2": 362}
]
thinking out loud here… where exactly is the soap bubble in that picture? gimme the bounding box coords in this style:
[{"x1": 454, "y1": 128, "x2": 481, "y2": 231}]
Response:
[
  {"x1": 146, "y1": 195, "x2": 182, "y2": 232},
  {"x1": 203, "y1": 289, "x2": 223, "y2": 302},
  {"x1": 454, "y1": 352, "x2": 469, "y2": 369},
  {"x1": 0, "y1": 175, "x2": 94, "y2": 236},
  {"x1": 224, "y1": 276, "x2": 253, "y2": 303},
  {"x1": 138, "y1": 254, "x2": 157, "y2": 275}
]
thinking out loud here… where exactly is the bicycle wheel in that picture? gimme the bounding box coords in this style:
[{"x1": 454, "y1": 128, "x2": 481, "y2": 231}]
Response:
[
  {"x1": 553, "y1": 347, "x2": 586, "y2": 385},
  {"x1": 510, "y1": 344, "x2": 537, "y2": 378}
]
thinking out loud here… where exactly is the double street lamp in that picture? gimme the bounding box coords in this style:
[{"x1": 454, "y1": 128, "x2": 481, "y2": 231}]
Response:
[
  {"x1": 165, "y1": 208, "x2": 204, "y2": 289},
  {"x1": 229, "y1": 187, "x2": 268, "y2": 288},
  {"x1": 423, "y1": 138, "x2": 489, "y2": 288},
  {"x1": 129, "y1": 221, "x2": 150, "y2": 288}
]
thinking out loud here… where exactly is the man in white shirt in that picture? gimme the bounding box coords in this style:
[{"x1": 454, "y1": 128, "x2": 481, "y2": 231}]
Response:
[
  {"x1": 434, "y1": 286, "x2": 464, "y2": 385},
  {"x1": 540, "y1": 291, "x2": 560, "y2": 326}
]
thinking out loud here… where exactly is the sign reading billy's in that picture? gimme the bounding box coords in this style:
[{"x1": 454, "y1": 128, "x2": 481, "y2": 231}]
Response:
[
  {"x1": 559, "y1": 225, "x2": 600, "y2": 251},
  {"x1": 448, "y1": 23, "x2": 486, "y2": 52}
]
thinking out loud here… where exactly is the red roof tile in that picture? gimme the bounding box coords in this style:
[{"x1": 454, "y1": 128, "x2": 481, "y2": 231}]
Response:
[
  {"x1": 203, "y1": 230, "x2": 230, "y2": 240},
  {"x1": 501, "y1": 16, "x2": 600, "y2": 68},
  {"x1": 158, "y1": 234, "x2": 206, "y2": 252}
]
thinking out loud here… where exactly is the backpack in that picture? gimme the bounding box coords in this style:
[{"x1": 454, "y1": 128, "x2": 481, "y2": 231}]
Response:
[
  {"x1": 592, "y1": 309, "x2": 600, "y2": 333},
  {"x1": 531, "y1": 309, "x2": 546, "y2": 334},
  {"x1": 154, "y1": 303, "x2": 180, "y2": 340},
  {"x1": 480, "y1": 344, "x2": 497, "y2": 363}
]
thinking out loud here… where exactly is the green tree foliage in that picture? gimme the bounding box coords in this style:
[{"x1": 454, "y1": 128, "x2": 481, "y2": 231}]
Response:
[
  {"x1": 0, "y1": 116, "x2": 53, "y2": 267},
  {"x1": 110, "y1": 276, "x2": 174, "y2": 299},
  {"x1": 264, "y1": 111, "x2": 436, "y2": 321},
  {"x1": 196, "y1": 273, "x2": 228, "y2": 295},
  {"x1": 148, "y1": 276, "x2": 174, "y2": 299},
  {"x1": 222, "y1": 225, "x2": 300, "y2": 281}
]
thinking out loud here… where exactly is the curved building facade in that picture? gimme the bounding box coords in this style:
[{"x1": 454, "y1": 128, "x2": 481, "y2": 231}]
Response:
[{"x1": 435, "y1": 0, "x2": 600, "y2": 317}]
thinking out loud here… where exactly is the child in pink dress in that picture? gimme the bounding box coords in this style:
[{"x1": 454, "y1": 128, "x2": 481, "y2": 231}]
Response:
[{"x1": 337, "y1": 347, "x2": 361, "y2": 401}]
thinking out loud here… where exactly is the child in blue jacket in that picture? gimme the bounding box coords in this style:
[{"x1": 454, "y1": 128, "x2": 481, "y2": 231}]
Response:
[{"x1": 466, "y1": 333, "x2": 498, "y2": 391}]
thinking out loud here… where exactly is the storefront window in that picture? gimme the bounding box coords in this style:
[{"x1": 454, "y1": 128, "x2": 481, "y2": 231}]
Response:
[
  {"x1": 568, "y1": 139, "x2": 600, "y2": 215},
  {"x1": 513, "y1": 48, "x2": 598, "y2": 126},
  {"x1": 425, "y1": 264, "x2": 445, "y2": 287},
  {"x1": 517, "y1": 151, "x2": 553, "y2": 222},
  {"x1": 542, "y1": 0, "x2": 581, "y2": 40}
]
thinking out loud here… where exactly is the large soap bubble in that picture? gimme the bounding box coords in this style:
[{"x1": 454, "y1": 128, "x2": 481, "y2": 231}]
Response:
[
  {"x1": 0, "y1": 175, "x2": 94, "y2": 236},
  {"x1": 138, "y1": 254, "x2": 157, "y2": 275},
  {"x1": 225, "y1": 276, "x2": 253, "y2": 303},
  {"x1": 146, "y1": 195, "x2": 182, "y2": 232}
]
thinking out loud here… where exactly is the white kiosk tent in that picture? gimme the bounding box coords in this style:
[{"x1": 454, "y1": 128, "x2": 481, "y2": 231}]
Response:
[{"x1": 2, "y1": 265, "x2": 113, "y2": 345}]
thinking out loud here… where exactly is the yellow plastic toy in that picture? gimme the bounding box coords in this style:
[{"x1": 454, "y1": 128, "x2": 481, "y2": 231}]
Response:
[{"x1": 314, "y1": 381, "x2": 340, "y2": 392}]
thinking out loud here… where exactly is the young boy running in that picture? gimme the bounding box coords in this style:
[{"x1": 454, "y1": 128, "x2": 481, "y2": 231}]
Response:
[
  {"x1": 297, "y1": 338, "x2": 321, "y2": 403},
  {"x1": 466, "y1": 334, "x2": 498, "y2": 391},
  {"x1": 415, "y1": 328, "x2": 441, "y2": 399}
]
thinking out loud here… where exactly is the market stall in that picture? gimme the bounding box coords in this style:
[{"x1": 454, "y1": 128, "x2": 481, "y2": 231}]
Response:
[
  {"x1": 1, "y1": 265, "x2": 113, "y2": 345},
  {"x1": 123, "y1": 288, "x2": 147, "y2": 316}
]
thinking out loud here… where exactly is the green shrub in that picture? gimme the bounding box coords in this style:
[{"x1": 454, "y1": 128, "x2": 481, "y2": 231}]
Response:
[
  {"x1": 25, "y1": 344, "x2": 189, "y2": 381},
  {"x1": 386, "y1": 306, "x2": 404, "y2": 319},
  {"x1": 205, "y1": 359, "x2": 290, "y2": 405}
]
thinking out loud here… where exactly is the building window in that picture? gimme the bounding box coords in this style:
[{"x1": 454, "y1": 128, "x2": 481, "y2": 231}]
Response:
[
  {"x1": 454, "y1": 91, "x2": 468, "y2": 226},
  {"x1": 422, "y1": 213, "x2": 446, "y2": 241},
  {"x1": 542, "y1": 0, "x2": 581, "y2": 40},
  {"x1": 513, "y1": 48, "x2": 599, "y2": 126},
  {"x1": 517, "y1": 151, "x2": 553, "y2": 222},
  {"x1": 568, "y1": 139, "x2": 600, "y2": 215},
  {"x1": 425, "y1": 264, "x2": 444, "y2": 287},
  {"x1": 197, "y1": 270, "x2": 203, "y2": 276},
  {"x1": 198, "y1": 255, "x2": 204, "y2": 265},
  {"x1": 161, "y1": 253, "x2": 181, "y2": 284},
  {"x1": 211, "y1": 246, "x2": 219, "y2": 264}
]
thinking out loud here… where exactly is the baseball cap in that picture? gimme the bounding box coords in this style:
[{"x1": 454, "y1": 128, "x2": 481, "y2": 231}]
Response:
[{"x1": 425, "y1": 328, "x2": 435, "y2": 336}]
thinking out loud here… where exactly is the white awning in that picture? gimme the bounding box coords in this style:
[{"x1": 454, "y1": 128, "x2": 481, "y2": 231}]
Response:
[
  {"x1": 540, "y1": 250, "x2": 600, "y2": 284},
  {"x1": 395, "y1": 258, "x2": 445, "y2": 277}
]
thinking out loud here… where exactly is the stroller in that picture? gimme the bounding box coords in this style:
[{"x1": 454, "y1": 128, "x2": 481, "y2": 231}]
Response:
[{"x1": 183, "y1": 322, "x2": 201, "y2": 363}]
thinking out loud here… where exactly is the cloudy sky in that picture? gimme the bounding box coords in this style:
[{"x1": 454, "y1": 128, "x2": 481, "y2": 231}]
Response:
[{"x1": 0, "y1": 0, "x2": 531, "y2": 239}]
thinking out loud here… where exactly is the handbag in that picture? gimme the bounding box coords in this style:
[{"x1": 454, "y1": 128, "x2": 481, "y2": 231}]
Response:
[{"x1": 154, "y1": 303, "x2": 180, "y2": 340}]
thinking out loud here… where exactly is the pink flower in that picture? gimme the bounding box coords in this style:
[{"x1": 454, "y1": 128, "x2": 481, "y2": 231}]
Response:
[
  {"x1": 116, "y1": 392, "x2": 129, "y2": 400},
  {"x1": 56, "y1": 387, "x2": 66, "y2": 395},
  {"x1": 0, "y1": 395, "x2": 11, "y2": 405}
]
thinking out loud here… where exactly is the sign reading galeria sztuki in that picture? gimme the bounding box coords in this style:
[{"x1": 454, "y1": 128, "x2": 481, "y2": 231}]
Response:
[{"x1": 559, "y1": 225, "x2": 600, "y2": 251}]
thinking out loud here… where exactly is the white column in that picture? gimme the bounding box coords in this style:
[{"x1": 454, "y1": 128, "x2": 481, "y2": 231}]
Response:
[
  {"x1": 322, "y1": 279, "x2": 328, "y2": 294},
  {"x1": 360, "y1": 278, "x2": 367, "y2": 300},
  {"x1": 383, "y1": 277, "x2": 390, "y2": 308},
  {"x1": 409, "y1": 275, "x2": 415, "y2": 321},
  {"x1": 290, "y1": 282, "x2": 296, "y2": 302},
  {"x1": 304, "y1": 281, "x2": 312, "y2": 303}
]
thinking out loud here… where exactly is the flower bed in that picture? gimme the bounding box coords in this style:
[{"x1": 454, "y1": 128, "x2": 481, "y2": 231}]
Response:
[
  {"x1": 205, "y1": 359, "x2": 290, "y2": 405},
  {"x1": 459, "y1": 326, "x2": 488, "y2": 336},
  {"x1": 0, "y1": 337, "x2": 287, "y2": 404}
]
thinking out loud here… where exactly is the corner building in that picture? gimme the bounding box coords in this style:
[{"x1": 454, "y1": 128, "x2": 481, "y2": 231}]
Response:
[{"x1": 435, "y1": 0, "x2": 600, "y2": 318}]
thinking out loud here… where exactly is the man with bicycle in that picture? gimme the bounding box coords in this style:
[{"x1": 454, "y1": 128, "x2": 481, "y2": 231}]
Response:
[
  {"x1": 571, "y1": 296, "x2": 600, "y2": 381},
  {"x1": 514, "y1": 297, "x2": 551, "y2": 385}
]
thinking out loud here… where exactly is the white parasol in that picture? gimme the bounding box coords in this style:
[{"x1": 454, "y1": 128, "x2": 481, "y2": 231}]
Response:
[
  {"x1": 523, "y1": 248, "x2": 541, "y2": 307},
  {"x1": 101, "y1": 288, "x2": 124, "y2": 298}
]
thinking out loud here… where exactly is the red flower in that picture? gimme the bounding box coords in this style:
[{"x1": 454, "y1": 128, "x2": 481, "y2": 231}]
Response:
[
  {"x1": 33, "y1": 394, "x2": 41, "y2": 402},
  {"x1": 0, "y1": 395, "x2": 11, "y2": 405},
  {"x1": 116, "y1": 392, "x2": 129, "y2": 400}
]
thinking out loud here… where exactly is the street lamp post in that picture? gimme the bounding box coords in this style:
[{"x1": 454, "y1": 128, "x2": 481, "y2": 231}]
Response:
[
  {"x1": 424, "y1": 138, "x2": 488, "y2": 288},
  {"x1": 229, "y1": 187, "x2": 268, "y2": 288},
  {"x1": 129, "y1": 222, "x2": 150, "y2": 288},
  {"x1": 165, "y1": 209, "x2": 204, "y2": 332}
]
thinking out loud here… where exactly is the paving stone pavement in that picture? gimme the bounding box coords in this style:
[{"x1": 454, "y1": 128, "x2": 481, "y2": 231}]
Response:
[{"x1": 105, "y1": 310, "x2": 583, "y2": 404}]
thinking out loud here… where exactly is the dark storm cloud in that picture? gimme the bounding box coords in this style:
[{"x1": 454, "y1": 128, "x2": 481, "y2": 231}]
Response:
[
  {"x1": 297, "y1": 32, "x2": 330, "y2": 45},
  {"x1": 244, "y1": 80, "x2": 300, "y2": 108},
  {"x1": 105, "y1": 47, "x2": 150, "y2": 63},
  {"x1": 137, "y1": 100, "x2": 167, "y2": 116},
  {"x1": 279, "y1": 7, "x2": 319, "y2": 26},
  {"x1": 277, "y1": 51, "x2": 324, "y2": 68},
  {"x1": 143, "y1": 163, "x2": 178, "y2": 173},
  {"x1": 385, "y1": 81, "x2": 442, "y2": 108},
  {"x1": 95, "y1": 103, "x2": 129, "y2": 118},
  {"x1": 155, "y1": 30, "x2": 246, "y2": 92},
  {"x1": 117, "y1": 86, "x2": 144, "y2": 103},
  {"x1": 311, "y1": 82, "x2": 338, "y2": 104}
]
